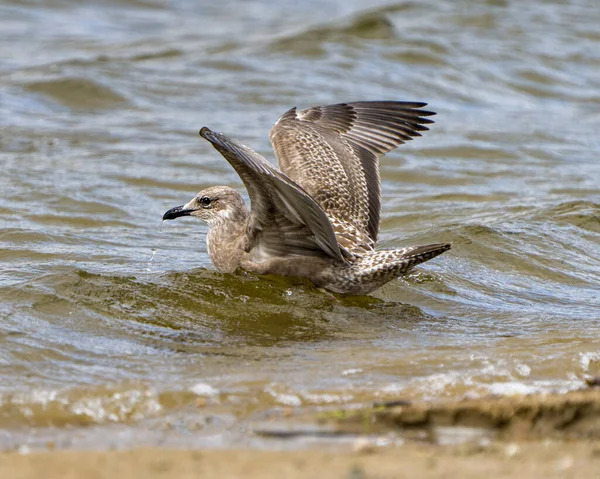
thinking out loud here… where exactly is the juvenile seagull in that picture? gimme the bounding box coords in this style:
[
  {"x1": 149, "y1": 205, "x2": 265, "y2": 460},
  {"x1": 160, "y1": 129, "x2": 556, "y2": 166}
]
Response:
[{"x1": 163, "y1": 101, "x2": 450, "y2": 295}]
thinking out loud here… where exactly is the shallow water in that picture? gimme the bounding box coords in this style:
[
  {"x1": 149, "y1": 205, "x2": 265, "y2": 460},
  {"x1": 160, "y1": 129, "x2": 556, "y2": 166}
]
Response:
[{"x1": 1, "y1": 0, "x2": 599, "y2": 450}]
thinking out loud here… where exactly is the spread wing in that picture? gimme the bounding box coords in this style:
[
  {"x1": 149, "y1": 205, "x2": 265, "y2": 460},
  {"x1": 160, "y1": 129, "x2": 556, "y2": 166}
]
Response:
[
  {"x1": 269, "y1": 101, "x2": 435, "y2": 253},
  {"x1": 199, "y1": 127, "x2": 346, "y2": 263}
]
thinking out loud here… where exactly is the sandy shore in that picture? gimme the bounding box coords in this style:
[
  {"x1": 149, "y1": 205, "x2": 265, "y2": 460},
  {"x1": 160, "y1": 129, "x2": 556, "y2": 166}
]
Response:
[
  {"x1": 3, "y1": 442, "x2": 600, "y2": 479},
  {"x1": 4, "y1": 388, "x2": 600, "y2": 478}
]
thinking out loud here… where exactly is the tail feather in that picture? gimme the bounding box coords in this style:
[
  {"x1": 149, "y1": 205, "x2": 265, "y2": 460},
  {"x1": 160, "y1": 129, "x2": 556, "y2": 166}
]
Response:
[
  {"x1": 399, "y1": 243, "x2": 451, "y2": 270},
  {"x1": 325, "y1": 242, "x2": 451, "y2": 294}
]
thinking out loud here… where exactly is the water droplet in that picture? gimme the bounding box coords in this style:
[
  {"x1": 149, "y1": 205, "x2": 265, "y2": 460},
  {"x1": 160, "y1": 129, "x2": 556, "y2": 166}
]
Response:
[{"x1": 146, "y1": 248, "x2": 157, "y2": 271}]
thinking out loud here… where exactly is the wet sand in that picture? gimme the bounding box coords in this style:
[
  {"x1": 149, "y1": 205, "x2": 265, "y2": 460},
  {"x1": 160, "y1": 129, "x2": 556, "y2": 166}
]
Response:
[
  {"x1": 4, "y1": 388, "x2": 600, "y2": 478},
  {"x1": 313, "y1": 387, "x2": 600, "y2": 441},
  {"x1": 3, "y1": 442, "x2": 600, "y2": 479}
]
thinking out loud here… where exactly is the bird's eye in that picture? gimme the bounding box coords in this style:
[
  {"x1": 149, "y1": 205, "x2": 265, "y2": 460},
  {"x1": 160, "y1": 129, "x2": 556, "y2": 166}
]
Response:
[{"x1": 199, "y1": 196, "x2": 212, "y2": 207}]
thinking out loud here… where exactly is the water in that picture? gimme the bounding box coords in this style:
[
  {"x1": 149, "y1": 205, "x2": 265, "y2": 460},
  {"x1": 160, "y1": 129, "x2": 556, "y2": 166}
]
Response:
[{"x1": 1, "y1": 0, "x2": 599, "y2": 450}]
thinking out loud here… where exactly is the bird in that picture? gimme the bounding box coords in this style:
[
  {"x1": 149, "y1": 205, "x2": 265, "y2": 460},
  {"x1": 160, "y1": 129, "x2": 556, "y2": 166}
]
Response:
[{"x1": 163, "y1": 101, "x2": 450, "y2": 295}]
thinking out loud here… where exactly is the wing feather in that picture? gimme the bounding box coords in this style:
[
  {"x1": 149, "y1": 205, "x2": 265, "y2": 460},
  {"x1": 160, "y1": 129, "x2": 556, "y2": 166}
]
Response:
[
  {"x1": 269, "y1": 101, "x2": 435, "y2": 250},
  {"x1": 199, "y1": 127, "x2": 345, "y2": 262}
]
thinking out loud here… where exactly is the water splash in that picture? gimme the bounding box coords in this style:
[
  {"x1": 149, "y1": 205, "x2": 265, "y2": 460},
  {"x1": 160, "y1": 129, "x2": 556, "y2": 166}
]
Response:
[{"x1": 146, "y1": 248, "x2": 157, "y2": 272}]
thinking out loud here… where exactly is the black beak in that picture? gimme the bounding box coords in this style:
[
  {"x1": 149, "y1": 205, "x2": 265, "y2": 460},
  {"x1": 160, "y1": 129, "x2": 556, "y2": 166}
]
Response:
[{"x1": 162, "y1": 205, "x2": 194, "y2": 220}]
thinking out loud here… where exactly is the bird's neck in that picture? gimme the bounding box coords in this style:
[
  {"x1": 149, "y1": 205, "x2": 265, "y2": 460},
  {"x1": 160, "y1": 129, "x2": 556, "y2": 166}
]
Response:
[{"x1": 206, "y1": 208, "x2": 249, "y2": 273}]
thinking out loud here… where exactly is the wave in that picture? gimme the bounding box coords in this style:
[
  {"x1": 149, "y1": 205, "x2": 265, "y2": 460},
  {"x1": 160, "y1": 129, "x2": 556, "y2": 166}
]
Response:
[{"x1": 24, "y1": 77, "x2": 128, "y2": 110}]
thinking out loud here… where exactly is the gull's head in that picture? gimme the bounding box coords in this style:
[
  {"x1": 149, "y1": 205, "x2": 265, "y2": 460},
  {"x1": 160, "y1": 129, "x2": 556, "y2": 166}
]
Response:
[{"x1": 162, "y1": 186, "x2": 247, "y2": 225}]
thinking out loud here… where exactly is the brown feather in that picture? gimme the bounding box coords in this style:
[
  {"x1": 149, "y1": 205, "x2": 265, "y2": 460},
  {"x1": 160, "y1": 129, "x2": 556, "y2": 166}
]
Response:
[{"x1": 270, "y1": 101, "x2": 435, "y2": 249}]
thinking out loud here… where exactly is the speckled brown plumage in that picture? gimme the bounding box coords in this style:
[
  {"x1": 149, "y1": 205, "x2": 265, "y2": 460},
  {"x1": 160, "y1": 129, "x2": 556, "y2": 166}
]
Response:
[{"x1": 163, "y1": 101, "x2": 450, "y2": 295}]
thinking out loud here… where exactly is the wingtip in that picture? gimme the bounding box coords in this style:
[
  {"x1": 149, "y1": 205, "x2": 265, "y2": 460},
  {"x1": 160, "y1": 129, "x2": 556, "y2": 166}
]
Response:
[
  {"x1": 410, "y1": 102, "x2": 436, "y2": 117},
  {"x1": 199, "y1": 126, "x2": 212, "y2": 138},
  {"x1": 418, "y1": 109, "x2": 437, "y2": 117},
  {"x1": 414, "y1": 102, "x2": 437, "y2": 114}
]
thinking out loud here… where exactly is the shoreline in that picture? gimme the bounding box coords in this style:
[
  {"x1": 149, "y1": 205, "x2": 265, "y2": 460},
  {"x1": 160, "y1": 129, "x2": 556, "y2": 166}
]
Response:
[
  {"x1": 3, "y1": 388, "x2": 600, "y2": 478},
  {"x1": 3, "y1": 442, "x2": 600, "y2": 479}
]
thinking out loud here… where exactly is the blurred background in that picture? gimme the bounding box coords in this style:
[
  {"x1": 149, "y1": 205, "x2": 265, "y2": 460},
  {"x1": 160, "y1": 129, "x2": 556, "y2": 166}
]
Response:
[{"x1": 1, "y1": 0, "x2": 599, "y2": 450}]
